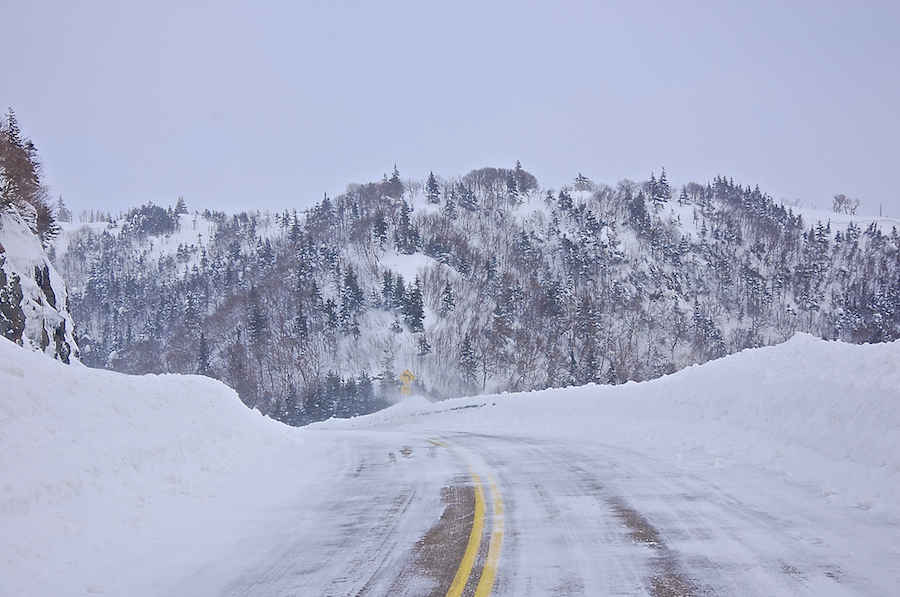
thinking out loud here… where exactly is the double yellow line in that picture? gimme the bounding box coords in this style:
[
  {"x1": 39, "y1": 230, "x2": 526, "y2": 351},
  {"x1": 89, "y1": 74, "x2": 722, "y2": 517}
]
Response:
[{"x1": 429, "y1": 439, "x2": 504, "y2": 597}]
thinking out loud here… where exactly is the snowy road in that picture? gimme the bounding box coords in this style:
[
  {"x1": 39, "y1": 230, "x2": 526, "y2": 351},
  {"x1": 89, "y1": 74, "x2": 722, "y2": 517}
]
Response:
[
  {"x1": 171, "y1": 429, "x2": 899, "y2": 597},
  {"x1": 5, "y1": 331, "x2": 900, "y2": 596}
]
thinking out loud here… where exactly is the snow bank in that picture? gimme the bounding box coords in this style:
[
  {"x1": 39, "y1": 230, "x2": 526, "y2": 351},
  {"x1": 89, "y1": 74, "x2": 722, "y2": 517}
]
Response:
[
  {"x1": 0, "y1": 337, "x2": 294, "y2": 591},
  {"x1": 328, "y1": 334, "x2": 900, "y2": 520}
]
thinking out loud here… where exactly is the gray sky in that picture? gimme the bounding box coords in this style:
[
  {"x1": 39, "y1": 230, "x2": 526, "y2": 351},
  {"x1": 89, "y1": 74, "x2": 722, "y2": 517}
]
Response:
[{"x1": 4, "y1": 1, "x2": 899, "y2": 217}]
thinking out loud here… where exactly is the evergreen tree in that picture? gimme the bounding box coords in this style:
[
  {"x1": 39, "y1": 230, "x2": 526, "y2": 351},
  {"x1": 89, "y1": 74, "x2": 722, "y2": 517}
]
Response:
[
  {"x1": 355, "y1": 372, "x2": 376, "y2": 413},
  {"x1": 1, "y1": 108, "x2": 57, "y2": 241},
  {"x1": 653, "y1": 168, "x2": 670, "y2": 204},
  {"x1": 197, "y1": 332, "x2": 210, "y2": 375},
  {"x1": 324, "y1": 298, "x2": 338, "y2": 332},
  {"x1": 426, "y1": 171, "x2": 440, "y2": 204},
  {"x1": 506, "y1": 173, "x2": 518, "y2": 200},
  {"x1": 257, "y1": 237, "x2": 274, "y2": 268},
  {"x1": 381, "y1": 270, "x2": 395, "y2": 309},
  {"x1": 513, "y1": 160, "x2": 538, "y2": 195},
  {"x1": 393, "y1": 275, "x2": 407, "y2": 313},
  {"x1": 0, "y1": 108, "x2": 33, "y2": 209},
  {"x1": 342, "y1": 265, "x2": 364, "y2": 314},
  {"x1": 184, "y1": 292, "x2": 200, "y2": 328},
  {"x1": 557, "y1": 188, "x2": 573, "y2": 211},
  {"x1": 393, "y1": 201, "x2": 419, "y2": 254},
  {"x1": 404, "y1": 276, "x2": 425, "y2": 333},
  {"x1": 289, "y1": 209, "x2": 302, "y2": 245},
  {"x1": 573, "y1": 173, "x2": 592, "y2": 192},
  {"x1": 386, "y1": 165, "x2": 404, "y2": 199},
  {"x1": 55, "y1": 196, "x2": 72, "y2": 222},
  {"x1": 457, "y1": 183, "x2": 478, "y2": 211},
  {"x1": 416, "y1": 333, "x2": 431, "y2": 356},
  {"x1": 322, "y1": 371, "x2": 343, "y2": 418},
  {"x1": 442, "y1": 190, "x2": 458, "y2": 220},
  {"x1": 247, "y1": 286, "x2": 268, "y2": 346},
  {"x1": 440, "y1": 281, "x2": 455, "y2": 314},
  {"x1": 378, "y1": 352, "x2": 400, "y2": 400},
  {"x1": 373, "y1": 211, "x2": 388, "y2": 249},
  {"x1": 459, "y1": 334, "x2": 477, "y2": 393}
]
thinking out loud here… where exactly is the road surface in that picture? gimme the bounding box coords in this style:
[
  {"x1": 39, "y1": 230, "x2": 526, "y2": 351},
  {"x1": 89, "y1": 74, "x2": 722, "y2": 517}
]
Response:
[{"x1": 172, "y1": 430, "x2": 899, "y2": 596}]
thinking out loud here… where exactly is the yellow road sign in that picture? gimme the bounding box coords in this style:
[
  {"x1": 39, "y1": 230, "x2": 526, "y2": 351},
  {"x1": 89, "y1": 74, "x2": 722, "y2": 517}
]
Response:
[{"x1": 399, "y1": 369, "x2": 415, "y2": 385}]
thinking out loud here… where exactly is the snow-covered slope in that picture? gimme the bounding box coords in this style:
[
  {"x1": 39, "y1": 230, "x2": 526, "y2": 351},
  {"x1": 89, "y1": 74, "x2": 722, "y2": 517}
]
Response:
[
  {"x1": 0, "y1": 210, "x2": 79, "y2": 362},
  {"x1": 1, "y1": 332, "x2": 898, "y2": 594}
]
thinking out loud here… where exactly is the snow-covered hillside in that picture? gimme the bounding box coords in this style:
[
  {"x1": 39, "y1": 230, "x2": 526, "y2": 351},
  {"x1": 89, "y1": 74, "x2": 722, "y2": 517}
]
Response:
[
  {"x1": 1, "y1": 333, "x2": 898, "y2": 594},
  {"x1": 49, "y1": 172, "x2": 900, "y2": 424}
]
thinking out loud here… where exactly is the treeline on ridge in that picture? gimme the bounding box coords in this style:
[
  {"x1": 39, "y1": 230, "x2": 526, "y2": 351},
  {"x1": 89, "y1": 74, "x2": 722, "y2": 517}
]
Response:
[{"x1": 52, "y1": 164, "x2": 900, "y2": 425}]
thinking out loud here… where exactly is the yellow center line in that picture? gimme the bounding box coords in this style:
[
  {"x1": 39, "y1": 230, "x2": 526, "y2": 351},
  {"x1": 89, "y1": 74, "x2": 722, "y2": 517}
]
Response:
[
  {"x1": 446, "y1": 465, "x2": 485, "y2": 597},
  {"x1": 429, "y1": 438, "x2": 504, "y2": 597},
  {"x1": 474, "y1": 471, "x2": 504, "y2": 597}
]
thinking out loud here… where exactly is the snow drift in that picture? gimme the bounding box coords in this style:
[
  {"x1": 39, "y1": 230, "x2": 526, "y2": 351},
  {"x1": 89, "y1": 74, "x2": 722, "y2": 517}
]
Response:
[{"x1": 0, "y1": 337, "x2": 293, "y2": 594}]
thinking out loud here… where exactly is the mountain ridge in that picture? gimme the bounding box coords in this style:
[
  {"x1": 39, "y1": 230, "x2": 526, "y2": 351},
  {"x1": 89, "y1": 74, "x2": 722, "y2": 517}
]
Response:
[{"x1": 50, "y1": 167, "x2": 900, "y2": 423}]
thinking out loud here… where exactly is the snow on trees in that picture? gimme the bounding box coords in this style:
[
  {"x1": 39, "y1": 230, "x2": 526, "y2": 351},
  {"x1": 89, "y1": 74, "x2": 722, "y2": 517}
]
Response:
[{"x1": 49, "y1": 165, "x2": 900, "y2": 424}]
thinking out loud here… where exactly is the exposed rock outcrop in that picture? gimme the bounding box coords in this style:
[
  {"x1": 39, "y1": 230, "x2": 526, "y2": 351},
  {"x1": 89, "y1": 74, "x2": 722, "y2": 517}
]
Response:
[{"x1": 0, "y1": 210, "x2": 79, "y2": 363}]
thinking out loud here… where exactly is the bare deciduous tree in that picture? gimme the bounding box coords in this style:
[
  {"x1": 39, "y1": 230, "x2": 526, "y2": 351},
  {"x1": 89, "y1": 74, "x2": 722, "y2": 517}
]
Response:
[{"x1": 832, "y1": 193, "x2": 861, "y2": 215}]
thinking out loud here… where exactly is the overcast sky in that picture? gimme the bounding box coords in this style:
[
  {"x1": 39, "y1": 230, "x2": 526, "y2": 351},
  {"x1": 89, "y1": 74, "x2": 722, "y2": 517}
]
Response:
[{"x1": 4, "y1": 1, "x2": 899, "y2": 218}]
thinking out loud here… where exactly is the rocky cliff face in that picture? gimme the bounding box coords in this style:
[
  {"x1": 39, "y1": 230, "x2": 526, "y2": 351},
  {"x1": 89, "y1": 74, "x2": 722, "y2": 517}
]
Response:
[{"x1": 0, "y1": 210, "x2": 79, "y2": 363}]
